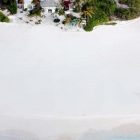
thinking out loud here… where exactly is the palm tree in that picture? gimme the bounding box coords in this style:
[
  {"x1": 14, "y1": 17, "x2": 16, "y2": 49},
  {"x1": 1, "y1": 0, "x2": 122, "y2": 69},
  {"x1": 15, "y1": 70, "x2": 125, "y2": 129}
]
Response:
[{"x1": 81, "y1": 3, "x2": 94, "y2": 23}]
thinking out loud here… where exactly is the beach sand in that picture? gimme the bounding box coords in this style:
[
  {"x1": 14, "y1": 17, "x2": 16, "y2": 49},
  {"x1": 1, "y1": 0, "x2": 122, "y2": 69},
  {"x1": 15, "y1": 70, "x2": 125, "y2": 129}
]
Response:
[{"x1": 0, "y1": 17, "x2": 140, "y2": 139}]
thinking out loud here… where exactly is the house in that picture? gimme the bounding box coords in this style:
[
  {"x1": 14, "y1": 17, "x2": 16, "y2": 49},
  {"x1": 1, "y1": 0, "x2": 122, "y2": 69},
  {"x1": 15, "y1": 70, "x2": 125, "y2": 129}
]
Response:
[
  {"x1": 17, "y1": 0, "x2": 57, "y2": 13},
  {"x1": 40, "y1": 0, "x2": 57, "y2": 13},
  {"x1": 17, "y1": 0, "x2": 75, "y2": 13},
  {"x1": 17, "y1": 0, "x2": 24, "y2": 9},
  {"x1": 63, "y1": 0, "x2": 73, "y2": 10},
  {"x1": 17, "y1": 0, "x2": 33, "y2": 10}
]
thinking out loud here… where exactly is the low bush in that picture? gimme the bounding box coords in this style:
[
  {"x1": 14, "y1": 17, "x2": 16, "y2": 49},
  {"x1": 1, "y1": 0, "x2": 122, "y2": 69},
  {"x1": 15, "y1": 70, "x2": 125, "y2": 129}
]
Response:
[
  {"x1": 115, "y1": 0, "x2": 140, "y2": 19},
  {"x1": 84, "y1": 10, "x2": 109, "y2": 31},
  {"x1": 0, "y1": 11, "x2": 10, "y2": 22},
  {"x1": 8, "y1": 1, "x2": 17, "y2": 14},
  {"x1": 1, "y1": 0, "x2": 17, "y2": 14}
]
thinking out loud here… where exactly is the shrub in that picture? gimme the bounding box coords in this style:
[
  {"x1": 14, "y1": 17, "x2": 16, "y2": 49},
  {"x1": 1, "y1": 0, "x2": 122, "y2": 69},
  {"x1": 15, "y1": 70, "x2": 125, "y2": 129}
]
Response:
[
  {"x1": 115, "y1": 7, "x2": 140, "y2": 20},
  {"x1": 2, "y1": 0, "x2": 17, "y2": 14},
  {"x1": 82, "y1": 0, "x2": 117, "y2": 31},
  {"x1": 84, "y1": 10, "x2": 109, "y2": 31},
  {"x1": 29, "y1": 8, "x2": 41, "y2": 16},
  {"x1": 8, "y1": 1, "x2": 17, "y2": 14},
  {"x1": 58, "y1": 8, "x2": 65, "y2": 15},
  {"x1": 115, "y1": 0, "x2": 140, "y2": 19},
  {"x1": 96, "y1": 0, "x2": 117, "y2": 16},
  {"x1": 115, "y1": 8, "x2": 130, "y2": 19},
  {"x1": 0, "y1": 11, "x2": 10, "y2": 22}
]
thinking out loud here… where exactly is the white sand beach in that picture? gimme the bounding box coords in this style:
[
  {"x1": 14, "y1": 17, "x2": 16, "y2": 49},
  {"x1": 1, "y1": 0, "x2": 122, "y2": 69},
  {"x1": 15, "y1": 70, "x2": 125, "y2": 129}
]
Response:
[{"x1": 0, "y1": 17, "x2": 140, "y2": 139}]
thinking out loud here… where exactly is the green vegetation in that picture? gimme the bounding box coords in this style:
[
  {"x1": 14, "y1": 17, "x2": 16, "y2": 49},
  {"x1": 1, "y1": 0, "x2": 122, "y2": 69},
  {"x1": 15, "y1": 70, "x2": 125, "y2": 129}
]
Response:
[
  {"x1": 1, "y1": 0, "x2": 140, "y2": 30},
  {"x1": 29, "y1": 0, "x2": 42, "y2": 16},
  {"x1": 58, "y1": 8, "x2": 65, "y2": 15},
  {"x1": 115, "y1": 0, "x2": 140, "y2": 20},
  {"x1": 0, "y1": 11, "x2": 10, "y2": 22},
  {"x1": 1, "y1": 0, "x2": 17, "y2": 14},
  {"x1": 29, "y1": 8, "x2": 42, "y2": 16},
  {"x1": 74, "y1": 0, "x2": 117, "y2": 31},
  {"x1": 84, "y1": 9, "x2": 109, "y2": 31},
  {"x1": 72, "y1": 0, "x2": 140, "y2": 31},
  {"x1": 104, "y1": 22, "x2": 117, "y2": 25},
  {"x1": 8, "y1": 1, "x2": 17, "y2": 14}
]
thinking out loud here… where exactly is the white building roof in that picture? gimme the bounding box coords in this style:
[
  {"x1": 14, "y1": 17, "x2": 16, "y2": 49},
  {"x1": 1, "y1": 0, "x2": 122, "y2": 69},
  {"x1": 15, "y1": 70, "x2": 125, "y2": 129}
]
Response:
[
  {"x1": 23, "y1": 0, "x2": 59, "y2": 7},
  {"x1": 40, "y1": 0, "x2": 58, "y2": 7},
  {"x1": 24, "y1": 0, "x2": 32, "y2": 4}
]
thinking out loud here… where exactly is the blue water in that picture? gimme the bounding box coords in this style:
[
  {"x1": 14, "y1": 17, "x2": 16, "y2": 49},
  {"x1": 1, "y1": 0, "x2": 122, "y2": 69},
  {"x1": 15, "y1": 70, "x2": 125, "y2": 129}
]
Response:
[{"x1": 110, "y1": 136, "x2": 140, "y2": 140}]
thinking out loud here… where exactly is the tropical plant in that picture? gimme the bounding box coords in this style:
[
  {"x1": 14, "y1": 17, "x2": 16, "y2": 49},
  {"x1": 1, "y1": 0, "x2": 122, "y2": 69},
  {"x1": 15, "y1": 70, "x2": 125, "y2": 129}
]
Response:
[
  {"x1": 81, "y1": 3, "x2": 94, "y2": 22},
  {"x1": 0, "y1": 11, "x2": 10, "y2": 22},
  {"x1": 2, "y1": 0, "x2": 17, "y2": 14}
]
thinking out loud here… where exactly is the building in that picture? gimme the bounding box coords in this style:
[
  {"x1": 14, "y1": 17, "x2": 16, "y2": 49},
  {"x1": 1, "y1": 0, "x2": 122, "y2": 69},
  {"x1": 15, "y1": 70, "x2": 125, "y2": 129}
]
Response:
[
  {"x1": 17, "y1": 0, "x2": 58, "y2": 13},
  {"x1": 63, "y1": 0, "x2": 73, "y2": 10},
  {"x1": 16, "y1": 0, "x2": 74, "y2": 13},
  {"x1": 17, "y1": 0, "x2": 33, "y2": 10},
  {"x1": 40, "y1": 0, "x2": 57, "y2": 13}
]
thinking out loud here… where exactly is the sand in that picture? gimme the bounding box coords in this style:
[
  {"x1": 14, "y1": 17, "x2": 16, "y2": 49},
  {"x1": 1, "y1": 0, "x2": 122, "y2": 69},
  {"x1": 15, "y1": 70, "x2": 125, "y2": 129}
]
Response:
[{"x1": 0, "y1": 17, "x2": 140, "y2": 139}]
